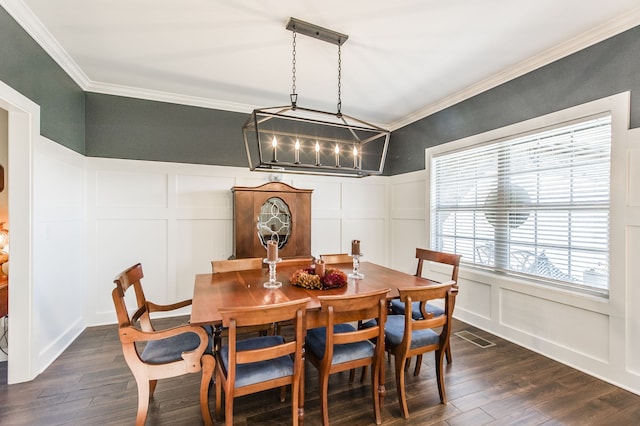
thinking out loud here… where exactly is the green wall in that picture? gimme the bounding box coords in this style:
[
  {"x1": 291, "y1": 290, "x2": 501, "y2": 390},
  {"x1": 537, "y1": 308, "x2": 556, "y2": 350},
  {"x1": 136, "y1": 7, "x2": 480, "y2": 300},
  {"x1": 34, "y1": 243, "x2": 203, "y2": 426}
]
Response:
[
  {"x1": 0, "y1": 7, "x2": 84, "y2": 153},
  {"x1": 3, "y1": 5, "x2": 640, "y2": 176},
  {"x1": 85, "y1": 93, "x2": 248, "y2": 166},
  {"x1": 385, "y1": 25, "x2": 640, "y2": 175}
]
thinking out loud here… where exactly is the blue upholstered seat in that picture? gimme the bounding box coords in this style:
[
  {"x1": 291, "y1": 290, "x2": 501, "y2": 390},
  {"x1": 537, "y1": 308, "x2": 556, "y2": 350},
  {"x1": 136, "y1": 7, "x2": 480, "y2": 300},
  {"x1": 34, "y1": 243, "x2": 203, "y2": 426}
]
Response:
[
  {"x1": 220, "y1": 336, "x2": 293, "y2": 388},
  {"x1": 306, "y1": 323, "x2": 375, "y2": 365},
  {"x1": 389, "y1": 299, "x2": 444, "y2": 319},
  {"x1": 383, "y1": 315, "x2": 440, "y2": 349},
  {"x1": 141, "y1": 326, "x2": 213, "y2": 364}
]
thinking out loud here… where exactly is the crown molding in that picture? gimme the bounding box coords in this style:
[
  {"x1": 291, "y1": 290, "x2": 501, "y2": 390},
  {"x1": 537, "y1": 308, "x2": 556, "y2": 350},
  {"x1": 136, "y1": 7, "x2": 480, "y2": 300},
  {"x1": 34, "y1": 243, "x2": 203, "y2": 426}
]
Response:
[
  {"x1": 388, "y1": 6, "x2": 640, "y2": 131},
  {"x1": 3, "y1": 0, "x2": 639, "y2": 128},
  {"x1": 86, "y1": 81, "x2": 254, "y2": 114},
  {"x1": 1, "y1": 0, "x2": 90, "y2": 89}
]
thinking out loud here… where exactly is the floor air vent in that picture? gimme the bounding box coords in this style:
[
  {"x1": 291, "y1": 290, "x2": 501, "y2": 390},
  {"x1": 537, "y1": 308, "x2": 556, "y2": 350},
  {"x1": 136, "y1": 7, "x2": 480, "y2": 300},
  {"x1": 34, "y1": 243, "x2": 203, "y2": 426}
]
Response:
[{"x1": 454, "y1": 330, "x2": 495, "y2": 348}]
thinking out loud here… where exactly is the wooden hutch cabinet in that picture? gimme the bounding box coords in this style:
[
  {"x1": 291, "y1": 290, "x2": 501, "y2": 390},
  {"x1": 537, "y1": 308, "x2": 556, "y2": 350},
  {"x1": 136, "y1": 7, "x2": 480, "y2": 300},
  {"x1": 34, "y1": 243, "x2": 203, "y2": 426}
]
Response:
[{"x1": 232, "y1": 182, "x2": 313, "y2": 259}]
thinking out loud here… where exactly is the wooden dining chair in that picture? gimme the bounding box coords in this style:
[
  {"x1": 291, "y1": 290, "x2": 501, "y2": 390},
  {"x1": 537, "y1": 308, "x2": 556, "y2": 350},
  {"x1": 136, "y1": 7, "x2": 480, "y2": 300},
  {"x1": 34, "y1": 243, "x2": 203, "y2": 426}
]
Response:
[
  {"x1": 112, "y1": 263, "x2": 214, "y2": 426},
  {"x1": 390, "y1": 248, "x2": 461, "y2": 367},
  {"x1": 215, "y1": 298, "x2": 309, "y2": 426},
  {"x1": 319, "y1": 253, "x2": 352, "y2": 264},
  {"x1": 211, "y1": 257, "x2": 263, "y2": 273},
  {"x1": 385, "y1": 282, "x2": 457, "y2": 419},
  {"x1": 305, "y1": 289, "x2": 389, "y2": 426},
  {"x1": 211, "y1": 257, "x2": 273, "y2": 347}
]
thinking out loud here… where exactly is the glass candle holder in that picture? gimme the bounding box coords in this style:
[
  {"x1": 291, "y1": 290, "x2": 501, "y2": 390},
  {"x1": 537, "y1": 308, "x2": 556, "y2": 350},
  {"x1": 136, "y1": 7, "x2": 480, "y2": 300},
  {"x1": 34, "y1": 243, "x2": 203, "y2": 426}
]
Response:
[
  {"x1": 348, "y1": 253, "x2": 364, "y2": 279},
  {"x1": 263, "y1": 258, "x2": 283, "y2": 288}
]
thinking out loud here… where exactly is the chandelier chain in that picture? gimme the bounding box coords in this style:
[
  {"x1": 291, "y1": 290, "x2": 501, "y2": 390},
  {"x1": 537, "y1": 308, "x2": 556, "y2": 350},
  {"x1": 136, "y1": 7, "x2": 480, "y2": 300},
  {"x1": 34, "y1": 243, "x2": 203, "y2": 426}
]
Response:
[
  {"x1": 337, "y1": 42, "x2": 342, "y2": 115},
  {"x1": 291, "y1": 29, "x2": 297, "y2": 97}
]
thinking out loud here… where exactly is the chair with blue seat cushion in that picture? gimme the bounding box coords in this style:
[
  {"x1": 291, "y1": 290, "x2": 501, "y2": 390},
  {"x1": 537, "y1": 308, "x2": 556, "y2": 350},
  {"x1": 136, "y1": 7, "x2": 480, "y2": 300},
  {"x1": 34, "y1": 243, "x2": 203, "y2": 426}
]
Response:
[
  {"x1": 112, "y1": 263, "x2": 214, "y2": 426},
  {"x1": 389, "y1": 248, "x2": 460, "y2": 370},
  {"x1": 215, "y1": 298, "x2": 309, "y2": 426},
  {"x1": 386, "y1": 282, "x2": 457, "y2": 419},
  {"x1": 210, "y1": 258, "x2": 275, "y2": 348},
  {"x1": 305, "y1": 288, "x2": 389, "y2": 426}
]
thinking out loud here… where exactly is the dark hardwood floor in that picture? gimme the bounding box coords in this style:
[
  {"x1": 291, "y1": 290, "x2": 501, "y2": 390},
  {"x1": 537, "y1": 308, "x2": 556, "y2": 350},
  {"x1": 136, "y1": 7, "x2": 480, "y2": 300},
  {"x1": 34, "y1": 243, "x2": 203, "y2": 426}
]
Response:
[{"x1": 0, "y1": 318, "x2": 639, "y2": 425}]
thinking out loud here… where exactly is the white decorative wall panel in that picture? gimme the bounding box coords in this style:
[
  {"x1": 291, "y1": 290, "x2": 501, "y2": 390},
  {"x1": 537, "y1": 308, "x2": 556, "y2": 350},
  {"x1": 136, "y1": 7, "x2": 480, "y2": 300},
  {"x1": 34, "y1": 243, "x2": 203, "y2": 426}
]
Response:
[
  {"x1": 629, "y1": 149, "x2": 640, "y2": 207},
  {"x1": 95, "y1": 219, "x2": 168, "y2": 312},
  {"x1": 342, "y1": 218, "x2": 385, "y2": 264},
  {"x1": 456, "y1": 278, "x2": 492, "y2": 320},
  {"x1": 342, "y1": 182, "x2": 385, "y2": 218},
  {"x1": 176, "y1": 219, "x2": 232, "y2": 300},
  {"x1": 391, "y1": 219, "x2": 426, "y2": 274},
  {"x1": 176, "y1": 174, "x2": 235, "y2": 212},
  {"x1": 305, "y1": 180, "x2": 342, "y2": 220},
  {"x1": 391, "y1": 179, "x2": 426, "y2": 216},
  {"x1": 95, "y1": 170, "x2": 167, "y2": 208},
  {"x1": 627, "y1": 225, "x2": 640, "y2": 374},
  {"x1": 312, "y1": 218, "x2": 343, "y2": 256},
  {"x1": 500, "y1": 288, "x2": 609, "y2": 362}
]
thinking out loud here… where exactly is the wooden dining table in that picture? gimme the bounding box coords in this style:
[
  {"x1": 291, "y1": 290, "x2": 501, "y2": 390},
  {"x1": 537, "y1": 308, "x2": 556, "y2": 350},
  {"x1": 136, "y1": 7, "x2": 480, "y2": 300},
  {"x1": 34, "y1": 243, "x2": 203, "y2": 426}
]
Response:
[
  {"x1": 190, "y1": 260, "x2": 445, "y2": 424},
  {"x1": 190, "y1": 261, "x2": 443, "y2": 329}
]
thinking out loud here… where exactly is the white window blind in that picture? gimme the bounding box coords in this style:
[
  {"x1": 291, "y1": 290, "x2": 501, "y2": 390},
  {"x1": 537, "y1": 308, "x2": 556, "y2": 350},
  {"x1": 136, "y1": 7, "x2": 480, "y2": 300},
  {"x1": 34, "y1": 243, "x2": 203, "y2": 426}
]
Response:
[{"x1": 431, "y1": 114, "x2": 611, "y2": 294}]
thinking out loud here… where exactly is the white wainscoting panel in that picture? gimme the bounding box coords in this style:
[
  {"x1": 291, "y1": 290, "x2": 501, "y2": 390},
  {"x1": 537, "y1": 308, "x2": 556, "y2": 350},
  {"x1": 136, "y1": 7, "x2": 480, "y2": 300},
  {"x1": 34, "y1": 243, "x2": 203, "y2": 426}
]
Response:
[
  {"x1": 176, "y1": 174, "x2": 235, "y2": 211},
  {"x1": 627, "y1": 225, "x2": 640, "y2": 374},
  {"x1": 342, "y1": 218, "x2": 385, "y2": 264},
  {"x1": 391, "y1": 219, "x2": 426, "y2": 274},
  {"x1": 175, "y1": 218, "x2": 233, "y2": 300},
  {"x1": 500, "y1": 288, "x2": 609, "y2": 362},
  {"x1": 455, "y1": 277, "x2": 492, "y2": 320},
  {"x1": 95, "y1": 170, "x2": 168, "y2": 208},
  {"x1": 33, "y1": 136, "x2": 85, "y2": 377},
  {"x1": 629, "y1": 149, "x2": 640, "y2": 207},
  {"x1": 95, "y1": 218, "x2": 168, "y2": 312},
  {"x1": 388, "y1": 171, "x2": 428, "y2": 273},
  {"x1": 312, "y1": 218, "x2": 343, "y2": 256}
]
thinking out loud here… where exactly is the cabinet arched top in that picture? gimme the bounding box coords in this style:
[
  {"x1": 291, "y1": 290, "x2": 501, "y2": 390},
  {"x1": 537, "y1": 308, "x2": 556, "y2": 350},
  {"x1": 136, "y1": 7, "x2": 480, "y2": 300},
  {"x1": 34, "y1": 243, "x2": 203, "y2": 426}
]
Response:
[{"x1": 231, "y1": 182, "x2": 313, "y2": 194}]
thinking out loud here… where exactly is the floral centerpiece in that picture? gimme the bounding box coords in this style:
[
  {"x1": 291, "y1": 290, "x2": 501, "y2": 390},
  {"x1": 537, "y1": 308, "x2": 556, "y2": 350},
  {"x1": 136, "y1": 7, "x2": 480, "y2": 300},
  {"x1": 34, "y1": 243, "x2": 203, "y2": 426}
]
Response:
[{"x1": 290, "y1": 267, "x2": 348, "y2": 290}]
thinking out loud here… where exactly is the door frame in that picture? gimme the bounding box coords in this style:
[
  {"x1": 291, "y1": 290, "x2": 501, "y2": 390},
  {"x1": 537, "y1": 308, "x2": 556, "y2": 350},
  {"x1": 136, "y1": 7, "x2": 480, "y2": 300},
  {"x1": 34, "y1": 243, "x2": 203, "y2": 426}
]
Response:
[{"x1": 0, "y1": 79, "x2": 37, "y2": 383}]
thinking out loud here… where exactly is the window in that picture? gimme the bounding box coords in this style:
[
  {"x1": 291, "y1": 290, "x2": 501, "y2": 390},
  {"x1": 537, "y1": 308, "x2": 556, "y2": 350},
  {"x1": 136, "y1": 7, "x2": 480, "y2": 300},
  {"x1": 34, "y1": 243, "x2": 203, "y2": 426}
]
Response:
[{"x1": 431, "y1": 114, "x2": 611, "y2": 295}]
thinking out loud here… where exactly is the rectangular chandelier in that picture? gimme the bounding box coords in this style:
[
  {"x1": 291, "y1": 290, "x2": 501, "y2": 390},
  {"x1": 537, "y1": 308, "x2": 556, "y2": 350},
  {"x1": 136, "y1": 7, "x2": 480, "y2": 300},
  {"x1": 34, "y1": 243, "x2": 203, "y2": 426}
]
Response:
[
  {"x1": 242, "y1": 18, "x2": 390, "y2": 178},
  {"x1": 243, "y1": 105, "x2": 390, "y2": 177}
]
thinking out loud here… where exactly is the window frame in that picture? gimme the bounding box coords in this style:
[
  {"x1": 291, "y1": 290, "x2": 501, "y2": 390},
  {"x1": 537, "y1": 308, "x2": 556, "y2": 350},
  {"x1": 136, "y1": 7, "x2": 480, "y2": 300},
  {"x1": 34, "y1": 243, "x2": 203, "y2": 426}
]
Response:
[{"x1": 425, "y1": 93, "x2": 630, "y2": 298}]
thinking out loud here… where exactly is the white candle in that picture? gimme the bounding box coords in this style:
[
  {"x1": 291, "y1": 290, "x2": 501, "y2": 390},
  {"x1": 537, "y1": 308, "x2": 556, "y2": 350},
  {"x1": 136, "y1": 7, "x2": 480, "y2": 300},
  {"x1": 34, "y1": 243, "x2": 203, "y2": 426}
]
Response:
[
  {"x1": 315, "y1": 141, "x2": 320, "y2": 165},
  {"x1": 294, "y1": 139, "x2": 300, "y2": 164},
  {"x1": 271, "y1": 136, "x2": 278, "y2": 162},
  {"x1": 353, "y1": 146, "x2": 358, "y2": 168},
  {"x1": 335, "y1": 144, "x2": 340, "y2": 167}
]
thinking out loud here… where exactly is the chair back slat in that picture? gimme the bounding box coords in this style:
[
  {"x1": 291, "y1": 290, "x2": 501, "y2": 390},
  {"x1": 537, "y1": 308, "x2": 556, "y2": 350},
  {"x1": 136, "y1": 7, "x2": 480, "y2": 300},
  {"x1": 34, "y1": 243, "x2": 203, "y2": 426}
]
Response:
[
  {"x1": 415, "y1": 248, "x2": 461, "y2": 282},
  {"x1": 220, "y1": 298, "x2": 310, "y2": 327},
  {"x1": 319, "y1": 253, "x2": 352, "y2": 264},
  {"x1": 211, "y1": 257, "x2": 263, "y2": 273}
]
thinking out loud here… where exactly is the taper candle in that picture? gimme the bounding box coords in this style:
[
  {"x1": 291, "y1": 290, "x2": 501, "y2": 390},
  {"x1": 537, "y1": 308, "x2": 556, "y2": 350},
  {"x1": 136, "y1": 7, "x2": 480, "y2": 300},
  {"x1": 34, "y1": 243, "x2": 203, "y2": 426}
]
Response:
[
  {"x1": 294, "y1": 139, "x2": 300, "y2": 164},
  {"x1": 271, "y1": 136, "x2": 278, "y2": 162},
  {"x1": 335, "y1": 144, "x2": 340, "y2": 167},
  {"x1": 315, "y1": 141, "x2": 321, "y2": 165}
]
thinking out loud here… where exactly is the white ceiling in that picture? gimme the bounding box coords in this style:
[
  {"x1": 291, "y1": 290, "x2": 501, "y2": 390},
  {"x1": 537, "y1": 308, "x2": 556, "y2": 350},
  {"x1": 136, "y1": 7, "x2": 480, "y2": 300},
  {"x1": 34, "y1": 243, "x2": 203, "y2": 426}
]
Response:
[{"x1": 5, "y1": 0, "x2": 640, "y2": 129}]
